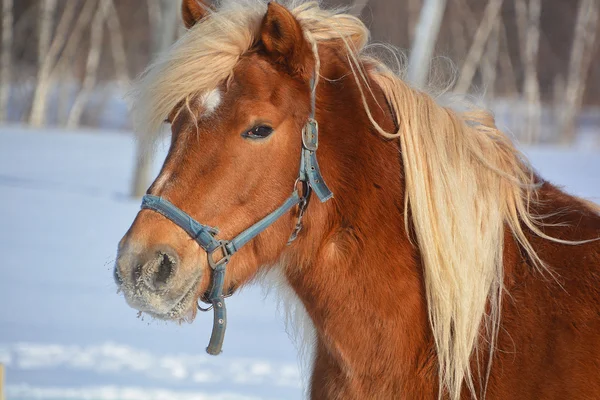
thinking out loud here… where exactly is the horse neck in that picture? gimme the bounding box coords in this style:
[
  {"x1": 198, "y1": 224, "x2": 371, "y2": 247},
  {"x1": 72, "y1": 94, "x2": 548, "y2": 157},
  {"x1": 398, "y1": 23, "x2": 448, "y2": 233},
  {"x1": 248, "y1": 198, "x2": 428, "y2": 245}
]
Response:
[{"x1": 284, "y1": 48, "x2": 436, "y2": 393}]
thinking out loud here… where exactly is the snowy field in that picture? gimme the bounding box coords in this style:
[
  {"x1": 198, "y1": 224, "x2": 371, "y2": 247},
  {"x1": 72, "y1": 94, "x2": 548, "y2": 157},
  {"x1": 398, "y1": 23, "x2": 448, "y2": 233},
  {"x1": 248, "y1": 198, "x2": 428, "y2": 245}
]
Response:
[{"x1": 0, "y1": 125, "x2": 599, "y2": 400}]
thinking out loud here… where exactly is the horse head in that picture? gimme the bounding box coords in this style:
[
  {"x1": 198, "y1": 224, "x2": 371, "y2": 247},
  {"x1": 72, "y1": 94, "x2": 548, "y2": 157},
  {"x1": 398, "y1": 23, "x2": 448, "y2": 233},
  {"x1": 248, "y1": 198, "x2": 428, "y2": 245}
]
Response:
[{"x1": 115, "y1": 1, "x2": 335, "y2": 324}]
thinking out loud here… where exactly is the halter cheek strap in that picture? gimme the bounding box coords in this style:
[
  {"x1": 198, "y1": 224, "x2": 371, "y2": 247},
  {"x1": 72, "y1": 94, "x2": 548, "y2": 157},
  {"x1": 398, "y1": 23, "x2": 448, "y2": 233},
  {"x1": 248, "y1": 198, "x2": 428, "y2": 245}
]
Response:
[
  {"x1": 140, "y1": 112, "x2": 332, "y2": 355},
  {"x1": 301, "y1": 118, "x2": 333, "y2": 202}
]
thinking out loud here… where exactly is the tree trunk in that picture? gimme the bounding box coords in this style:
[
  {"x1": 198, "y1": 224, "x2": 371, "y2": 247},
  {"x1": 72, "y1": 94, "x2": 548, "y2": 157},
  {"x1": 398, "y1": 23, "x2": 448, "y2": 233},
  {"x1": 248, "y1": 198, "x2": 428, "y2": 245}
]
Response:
[
  {"x1": 454, "y1": 0, "x2": 504, "y2": 93},
  {"x1": 66, "y1": 0, "x2": 110, "y2": 129},
  {"x1": 522, "y1": 0, "x2": 542, "y2": 144},
  {"x1": 28, "y1": 0, "x2": 57, "y2": 127},
  {"x1": 130, "y1": 0, "x2": 180, "y2": 198},
  {"x1": 497, "y1": 21, "x2": 518, "y2": 96},
  {"x1": 0, "y1": 0, "x2": 13, "y2": 122},
  {"x1": 481, "y1": 18, "x2": 500, "y2": 98},
  {"x1": 53, "y1": 0, "x2": 97, "y2": 125},
  {"x1": 106, "y1": 0, "x2": 129, "y2": 86},
  {"x1": 407, "y1": 0, "x2": 448, "y2": 87},
  {"x1": 29, "y1": 1, "x2": 77, "y2": 127},
  {"x1": 560, "y1": 0, "x2": 599, "y2": 144}
]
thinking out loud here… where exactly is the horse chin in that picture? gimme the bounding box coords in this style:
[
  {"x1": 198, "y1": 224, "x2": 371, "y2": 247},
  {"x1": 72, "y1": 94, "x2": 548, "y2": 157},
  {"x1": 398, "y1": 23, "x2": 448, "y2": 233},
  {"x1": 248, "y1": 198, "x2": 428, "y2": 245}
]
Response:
[
  {"x1": 122, "y1": 274, "x2": 202, "y2": 322},
  {"x1": 148, "y1": 283, "x2": 200, "y2": 322}
]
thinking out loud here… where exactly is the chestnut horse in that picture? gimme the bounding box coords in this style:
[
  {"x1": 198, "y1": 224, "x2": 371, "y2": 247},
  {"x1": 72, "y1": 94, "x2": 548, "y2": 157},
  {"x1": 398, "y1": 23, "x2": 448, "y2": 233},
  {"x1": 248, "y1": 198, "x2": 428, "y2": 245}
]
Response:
[{"x1": 114, "y1": 1, "x2": 600, "y2": 398}]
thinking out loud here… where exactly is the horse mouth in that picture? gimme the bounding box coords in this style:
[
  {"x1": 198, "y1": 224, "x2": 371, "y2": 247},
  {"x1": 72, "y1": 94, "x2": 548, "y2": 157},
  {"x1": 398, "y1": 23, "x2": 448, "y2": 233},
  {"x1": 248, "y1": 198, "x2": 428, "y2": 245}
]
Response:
[
  {"x1": 122, "y1": 274, "x2": 202, "y2": 321},
  {"x1": 153, "y1": 276, "x2": 202, "y2": 320}
]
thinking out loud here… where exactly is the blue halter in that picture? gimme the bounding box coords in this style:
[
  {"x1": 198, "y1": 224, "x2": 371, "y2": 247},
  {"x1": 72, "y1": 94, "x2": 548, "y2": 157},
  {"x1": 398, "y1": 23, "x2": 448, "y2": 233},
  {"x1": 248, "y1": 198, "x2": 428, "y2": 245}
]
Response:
[{"x1": 140, "y1": 95, "x2": 332, "y2": 355}]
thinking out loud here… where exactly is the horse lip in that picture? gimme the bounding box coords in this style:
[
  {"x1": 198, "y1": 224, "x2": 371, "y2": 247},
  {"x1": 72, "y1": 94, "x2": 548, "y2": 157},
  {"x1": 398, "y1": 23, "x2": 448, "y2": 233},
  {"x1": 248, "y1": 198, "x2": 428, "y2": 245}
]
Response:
[
  {"x1": 158, "y1": 274, "x2": 203, "y2": 319},
  {"x1": 124, "y1": 274, "x2": 203, "y2": 320}
]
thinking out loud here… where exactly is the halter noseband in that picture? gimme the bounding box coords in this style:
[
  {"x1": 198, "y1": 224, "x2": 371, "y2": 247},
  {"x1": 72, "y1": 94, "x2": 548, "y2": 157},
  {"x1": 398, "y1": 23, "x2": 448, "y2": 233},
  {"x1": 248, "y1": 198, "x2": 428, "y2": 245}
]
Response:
[{"x1": 139, "y1": 79, "x2": 332, "y2": 355}]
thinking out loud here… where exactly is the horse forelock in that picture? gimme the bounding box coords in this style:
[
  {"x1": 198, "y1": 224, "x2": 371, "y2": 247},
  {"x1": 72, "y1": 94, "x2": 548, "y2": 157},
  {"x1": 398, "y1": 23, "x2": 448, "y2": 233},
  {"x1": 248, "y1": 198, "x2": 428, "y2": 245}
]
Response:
[
  {"x1": 128, "y1": 1, "x2": 579, "y2": 399},
  {"x1": 128, "y1": 1, "x2": 369, "y2": 141}
]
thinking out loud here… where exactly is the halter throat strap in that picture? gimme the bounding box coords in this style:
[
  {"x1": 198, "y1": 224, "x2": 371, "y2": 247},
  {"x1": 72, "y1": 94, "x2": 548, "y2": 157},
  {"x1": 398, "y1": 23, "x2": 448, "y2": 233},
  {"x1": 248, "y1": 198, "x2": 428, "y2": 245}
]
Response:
[{"x1": 139, "y1": 76, "x2": 332, "y2": 356}]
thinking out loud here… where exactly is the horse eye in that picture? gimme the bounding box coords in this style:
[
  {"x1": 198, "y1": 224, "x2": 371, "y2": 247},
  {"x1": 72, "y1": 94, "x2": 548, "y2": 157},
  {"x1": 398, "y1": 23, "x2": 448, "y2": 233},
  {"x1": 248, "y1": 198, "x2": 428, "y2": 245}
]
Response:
[{"x1": 242, "y1": 125, "x2": 273, "y2": 140}]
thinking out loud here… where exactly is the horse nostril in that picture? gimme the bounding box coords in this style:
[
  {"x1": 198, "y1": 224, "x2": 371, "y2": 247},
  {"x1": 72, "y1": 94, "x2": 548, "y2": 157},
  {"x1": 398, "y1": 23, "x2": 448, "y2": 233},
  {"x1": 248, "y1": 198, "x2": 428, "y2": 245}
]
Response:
[
  {"x1": 119, "y1": 246, "x2": 179, "y2": 291},
  {"x1": 141, "y1": 249, "x2": 179, "y2": 291},
  {"x1": 155, "y1": 253, "x2": 175, "y2": 287}
]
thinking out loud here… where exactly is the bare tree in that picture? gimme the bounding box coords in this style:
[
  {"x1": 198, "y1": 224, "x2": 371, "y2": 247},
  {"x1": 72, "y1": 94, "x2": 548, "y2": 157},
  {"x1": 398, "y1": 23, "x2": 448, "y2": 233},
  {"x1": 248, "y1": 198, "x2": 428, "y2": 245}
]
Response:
[
  {"x1": 36, "y1": 0, "x2": 57, "y2": 73},
  {"x1": 454, "y1": 0, "x2": 504, "y2": 93},
  {"x1": 559, "y1": 0, "x2": 599, "y2": 144},
  {"x1": 29, "y1": 1, "x2": 77, "y2": 127},
  {"x1": 28, "y1": 0, "x2": 58, "y2": 126},
  {"x1": 0, "y1": 0, "x2": 13, "y2": 122},
  {"x1": 497, "y1": 21, "x2": 518, "y2": 96},
  {"x1": 553, "y1": 73, "x2": 565, "y2": 134},
  {"x1": 481, "y1": 18, "x2": 500, "y2": 98},
  {"x1": 106, "y1": 0, "x2": 129, "y2": 86},
  {"x1": 52, "y1": 0, "x2": 98, "y2": 125},
  {"x1": 407, "y1": 0, "x2": 448, "y2": 87},
  {"x1": 131, "y1": 0, "x2": 180, "y2": 198},
  {"x1": 520, "y1": 0, "x2": 542, "y2": 143},
  {"x1": 66, "y1": 0, "x2": 111, "y2": 129}
]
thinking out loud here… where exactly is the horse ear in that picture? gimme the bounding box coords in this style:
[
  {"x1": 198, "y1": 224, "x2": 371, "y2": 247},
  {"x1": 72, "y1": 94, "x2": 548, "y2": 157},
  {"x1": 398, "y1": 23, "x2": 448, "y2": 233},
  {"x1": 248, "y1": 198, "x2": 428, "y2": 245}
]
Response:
[
  {"x1": 260, "y1": 2, "x2": 314, "y2": 79},
  {"x1": 181, "y1": 0, "x2": 210, "y2": 29}
]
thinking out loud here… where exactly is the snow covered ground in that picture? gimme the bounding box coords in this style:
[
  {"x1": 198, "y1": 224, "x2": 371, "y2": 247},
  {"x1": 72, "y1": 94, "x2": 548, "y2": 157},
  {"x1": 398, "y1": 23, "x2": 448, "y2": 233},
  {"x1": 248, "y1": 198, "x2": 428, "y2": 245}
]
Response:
[
  {"x1": 0, "y1": 126, "x2": 598, "y2": 400},
  {"x1": 0, "y1": 126, "x2": 301, "y2": 400}
]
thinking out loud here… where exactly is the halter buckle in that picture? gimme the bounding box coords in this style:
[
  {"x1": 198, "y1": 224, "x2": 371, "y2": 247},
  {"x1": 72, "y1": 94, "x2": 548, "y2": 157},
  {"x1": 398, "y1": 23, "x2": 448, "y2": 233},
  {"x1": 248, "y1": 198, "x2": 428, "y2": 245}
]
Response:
[
  {"x1": 207, "y1": 240, "x2": 231, "y2": 270},
  {"x1": 287, "y1": 182, "x2": 312, "y2": 245},
  {"x1": 302, "y1": 118, "x2": 319, "y2": 152}
]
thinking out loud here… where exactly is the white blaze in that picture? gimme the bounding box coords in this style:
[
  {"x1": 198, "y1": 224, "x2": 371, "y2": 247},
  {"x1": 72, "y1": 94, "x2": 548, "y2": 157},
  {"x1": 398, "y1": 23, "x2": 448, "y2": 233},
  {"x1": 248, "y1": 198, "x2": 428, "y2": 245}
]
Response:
[{"x1": 200, "y1": 89, "x2": 222, "y2": 116}]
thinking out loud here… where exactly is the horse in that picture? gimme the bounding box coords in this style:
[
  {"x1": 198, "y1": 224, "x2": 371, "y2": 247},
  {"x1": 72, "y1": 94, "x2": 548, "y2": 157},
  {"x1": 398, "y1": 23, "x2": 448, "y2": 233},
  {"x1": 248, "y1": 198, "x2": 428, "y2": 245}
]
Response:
[{"x1": 113, "y1": 1, "x2": 600, "y2": 398}]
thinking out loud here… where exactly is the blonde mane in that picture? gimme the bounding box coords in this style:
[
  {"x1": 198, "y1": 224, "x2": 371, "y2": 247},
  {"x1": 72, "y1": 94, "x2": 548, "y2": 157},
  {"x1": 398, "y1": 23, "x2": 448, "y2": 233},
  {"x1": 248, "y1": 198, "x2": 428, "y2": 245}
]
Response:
[{"x1": 130, "y1": 2, "x2": 571, "y2": 398}]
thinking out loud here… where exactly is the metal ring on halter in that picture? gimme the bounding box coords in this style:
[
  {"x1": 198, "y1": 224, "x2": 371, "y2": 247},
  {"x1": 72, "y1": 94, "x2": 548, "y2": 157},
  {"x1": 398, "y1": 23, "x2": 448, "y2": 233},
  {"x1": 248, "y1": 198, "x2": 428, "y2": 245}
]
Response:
[
  {"x1": 197, "y1": 301, "x2": 213, "y2": 312},
  {"x1": 293, "y1": 177, "x2": 301, "y2": 192},
  {"x1": 293, "y1": 177, "x2": 310, "y2": 199},
  {"x1": 197, "y1": 291, "x2": 234, "y2": 312}
]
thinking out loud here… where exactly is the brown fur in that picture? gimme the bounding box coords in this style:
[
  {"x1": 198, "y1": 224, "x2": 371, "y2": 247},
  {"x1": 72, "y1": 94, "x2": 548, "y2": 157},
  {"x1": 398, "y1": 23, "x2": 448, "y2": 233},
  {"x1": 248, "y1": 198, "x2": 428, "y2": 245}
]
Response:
[{"x1": 117, "y1": 3, "x2": 600, "y2": 398}]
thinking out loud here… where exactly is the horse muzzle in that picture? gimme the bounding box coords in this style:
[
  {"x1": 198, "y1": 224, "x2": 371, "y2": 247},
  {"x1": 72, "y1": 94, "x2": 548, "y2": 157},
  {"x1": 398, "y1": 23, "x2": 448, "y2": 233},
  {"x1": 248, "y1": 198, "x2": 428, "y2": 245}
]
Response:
[{"x1": 114, "y1": 227, "x2": 205, "y2": 320}]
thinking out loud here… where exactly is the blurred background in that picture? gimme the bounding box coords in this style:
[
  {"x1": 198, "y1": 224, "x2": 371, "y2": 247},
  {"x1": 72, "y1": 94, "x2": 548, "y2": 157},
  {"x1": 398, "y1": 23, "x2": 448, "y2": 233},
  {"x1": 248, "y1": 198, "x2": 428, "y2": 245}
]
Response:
[{"x1": 0, "y1": 1, "x2": 598, "y2": 399}]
